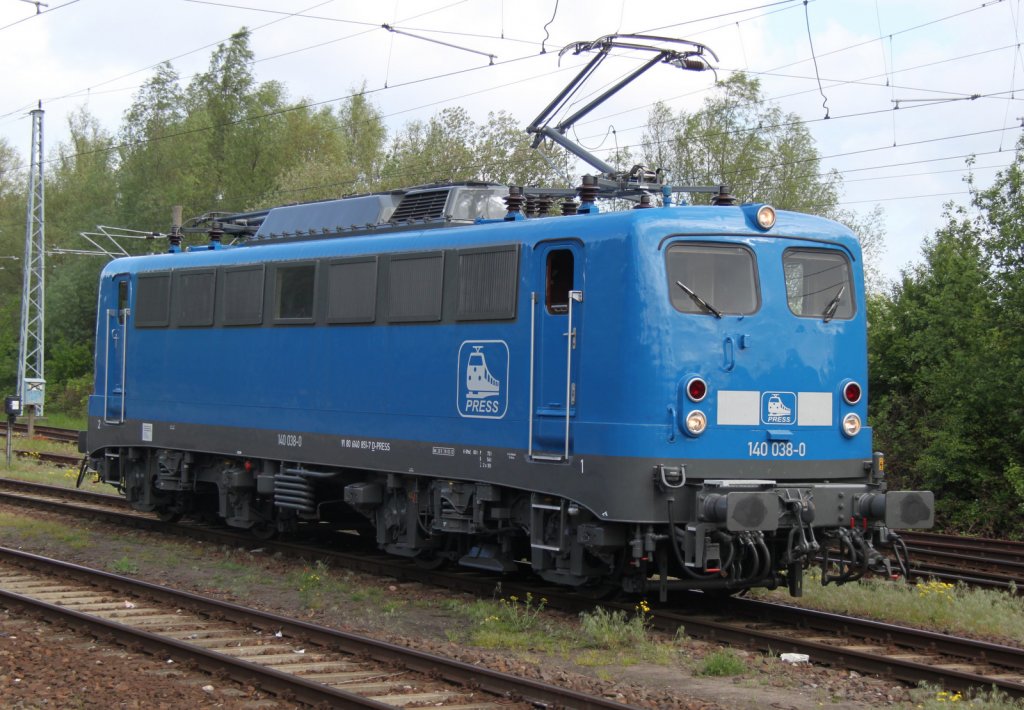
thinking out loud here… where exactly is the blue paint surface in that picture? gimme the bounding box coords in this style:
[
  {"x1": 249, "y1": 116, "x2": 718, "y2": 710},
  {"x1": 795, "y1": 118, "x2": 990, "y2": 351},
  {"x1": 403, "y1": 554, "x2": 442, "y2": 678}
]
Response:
[{"x1": 89, "y1": 202, "x2": 870, "y2": 467}]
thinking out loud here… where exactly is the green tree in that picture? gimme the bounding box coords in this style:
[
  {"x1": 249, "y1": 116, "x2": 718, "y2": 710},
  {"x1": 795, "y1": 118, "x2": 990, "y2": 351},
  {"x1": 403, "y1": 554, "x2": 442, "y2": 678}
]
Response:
[
  {"x1": 473, "y1": 111, "x2": 553, "y2": 187},
  {"x1": 181, "y1": 29, "x2": 292, "y2": 211},
  {"x1": 48, "y1": 108, "x2": 118, "y2": 247},
  {"x1": 643, "y1": 74, "x2": 887, "y2": 289},
  {"x1": 869, "y1": 206, "x2": 1016, "y2": 534},
  {"x1": 837, "y1": 205, "x2": 887, "y2": 294},
  {"x1": 44, "y1": 108, "x2": 118, "y2": 412},
  {"x1": 381, "y1": 107, "x2": 477, "y2": 188},
  {"x1": 642, "y1": 74, "x2": 841, "y2": 213},
  {"x1": 969, "y1": 140, "x2": 1024, "y2": 511},
  {"x1": 117, "y1": 62, "x2": 191, "y2": 230},
  {"x1": 272, "y1": 89, "x2": 388, "y2": 202},
  {"x1": 0, "y1": 137, "x2": 27, "y2": 395},
  {"x1": 184, "y1": 28, "x2": 258, "y2": 205}
]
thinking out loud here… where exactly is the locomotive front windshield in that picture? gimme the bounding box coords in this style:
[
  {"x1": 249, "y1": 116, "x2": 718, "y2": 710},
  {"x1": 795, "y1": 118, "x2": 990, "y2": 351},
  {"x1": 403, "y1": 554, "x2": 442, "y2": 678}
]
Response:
[
  {"x1": 666, "y1": 243, "x2": 759, "y2": 315},
  {"x1": 783, "y1": 248, "x2": 855, "y2": 320}
]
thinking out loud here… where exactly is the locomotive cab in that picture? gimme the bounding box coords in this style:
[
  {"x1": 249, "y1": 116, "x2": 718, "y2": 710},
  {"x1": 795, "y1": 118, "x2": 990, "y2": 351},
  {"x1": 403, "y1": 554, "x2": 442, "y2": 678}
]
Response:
[{"x1": 616, "y1": 204, "x2": 934, "y2": 596}]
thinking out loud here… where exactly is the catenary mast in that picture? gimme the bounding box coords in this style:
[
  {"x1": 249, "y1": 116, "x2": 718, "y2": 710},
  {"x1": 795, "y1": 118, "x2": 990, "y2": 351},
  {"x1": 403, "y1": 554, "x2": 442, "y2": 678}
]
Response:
[{"x1": 17, "y1": 103, "x2": 45, "y2": 418}]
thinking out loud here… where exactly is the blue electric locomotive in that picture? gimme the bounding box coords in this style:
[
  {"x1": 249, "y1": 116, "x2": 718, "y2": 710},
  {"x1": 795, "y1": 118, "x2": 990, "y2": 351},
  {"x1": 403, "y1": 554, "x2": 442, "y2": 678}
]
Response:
[{"x1": 79, "y1": 178, "x2": 934, "y2": 598}]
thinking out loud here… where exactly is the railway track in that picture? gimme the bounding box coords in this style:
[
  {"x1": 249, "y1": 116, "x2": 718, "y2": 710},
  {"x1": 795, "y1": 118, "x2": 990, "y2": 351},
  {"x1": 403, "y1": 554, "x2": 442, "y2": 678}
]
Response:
[
  {"x1": 2, "y1": 477, "x2": 1023, "y2": 700},
  {"x1": 0, "y1": 545, "x2": 631, "y2": 709},
  {"x1": 648, "y1": 596, "x2": 1024, "y2": 699},
  {"x1": 895, "y1": 532, "x2": 1024, "y2": 592},
  {"x1": 3, "y1": 422, "x2": 83, "y2": 467},
  {"x1": 10, "y1": 449, "x2": 81, "y2": 466},
  {"x1": 1, "y1": 423, "x2": 79, "y2": 445}
]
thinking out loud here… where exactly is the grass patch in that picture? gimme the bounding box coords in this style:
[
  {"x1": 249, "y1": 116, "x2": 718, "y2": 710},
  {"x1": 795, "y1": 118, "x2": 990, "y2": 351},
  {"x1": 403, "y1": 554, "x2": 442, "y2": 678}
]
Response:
[
  {"x1": 911, "y1": 685, "x2": 1024, "y2": 709},
  {"x1": 575, "y1": 601, "x2": 679, "y2": 665},
  {"x1": 578, "y1": 603, "x2": 649, "y2": 649},
  {"x1": 751, "y1": 569, "x2": 1024, "y2": 645},
  {"x1": 0, "y1": 433, "x2": 107, "y2": 491},
  {"x1": 206, "y1": 558, "x2": 272, "y2": 595},
  {"x1": 448, "y1": 595, "x2": 680, "y2": 662},
  {"x1": 0, "y1": 511, "x2": 92, "y2": 549},
  {"x1": 111, "y1": 557, "x2": 139, "y2": 575},
  {"x1": 455, "y1": 593, "x2": 567, "y2": 651},
  {"x1": 699, "y1": 649, "x2": 747, "y2": 676},
  {"x1": 8, "y1": 436, "x2": 79, "y2": 457},
  {"x1": 126, "y1": 547, "x2": 174, "y2": 567},
  {"x1": 20, "y1": 412, "x2": 87, "y2": 431},
  {"x1": 284, "y1": 560, "x2": 357, "y2": 610},
  {"x1": 1, "y1": 463, "x2": 82, "y2": 488},
  {"x1": 380, "y1": 599, "x2": 405, "y2": 616}
]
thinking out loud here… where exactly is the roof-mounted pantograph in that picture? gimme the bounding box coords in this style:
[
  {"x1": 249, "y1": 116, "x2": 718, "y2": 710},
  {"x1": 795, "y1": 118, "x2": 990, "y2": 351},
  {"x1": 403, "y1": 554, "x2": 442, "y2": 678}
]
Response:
[{"x1": 526, "y1": 34, "x2": 718, "y2": 189}]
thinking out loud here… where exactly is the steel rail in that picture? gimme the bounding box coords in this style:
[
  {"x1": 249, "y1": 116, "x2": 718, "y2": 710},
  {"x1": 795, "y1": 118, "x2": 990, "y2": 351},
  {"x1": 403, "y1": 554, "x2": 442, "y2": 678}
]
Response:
[
  {"x1": 0, "y1": 585, "x2": 395, "y2": 708},
  {"x1": 0, "y1": 546, "x2": 636, "y2": 710},
  {"x1": 728, "y1": 597, "x2": 1024, "y2": 670},
  {"x1": 0, "y1": 423, "x2": 78, "y2": 443},
  {"x1": 902, "y1": 532, "x2": 1024, "y2": 557},
  {"x1": 639, "y1": 599, "x2": 1024, "y2": 698},
  {"x1": 11, "y1": 449, "x2": 81, "y2": 466},
  {"x1": 3, "y1": 477, "x2": 1024, "y2": 698},
  {"x1": 0, "y1": 477, "x2": 124, "y2": 506}
]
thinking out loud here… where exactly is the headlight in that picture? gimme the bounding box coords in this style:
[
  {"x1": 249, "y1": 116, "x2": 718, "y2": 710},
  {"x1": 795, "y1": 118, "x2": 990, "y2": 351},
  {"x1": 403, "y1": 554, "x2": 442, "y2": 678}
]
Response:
[
  {"x1": 756, "y1": 205, "x2": 776, "y2": 230},
  {"x1": 842, "y1": 413, "x2": 861, "y2": 437},
  {"x1": 685, "y1": 410, "x2": 707, "y2": 436}
]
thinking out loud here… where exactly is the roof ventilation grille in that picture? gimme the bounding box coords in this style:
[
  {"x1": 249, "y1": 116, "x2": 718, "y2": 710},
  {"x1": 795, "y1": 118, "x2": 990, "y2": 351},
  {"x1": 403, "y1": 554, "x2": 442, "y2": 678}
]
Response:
[{"x1": 390, "y1": 189, "x2": 451, "y2": 223}]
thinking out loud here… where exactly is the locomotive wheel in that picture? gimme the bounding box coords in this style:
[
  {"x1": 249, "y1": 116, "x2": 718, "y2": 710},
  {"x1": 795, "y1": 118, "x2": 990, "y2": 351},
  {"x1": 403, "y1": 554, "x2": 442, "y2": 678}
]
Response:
[
  {"x1": 573, "y1": 580, "x2": 621, "y2": 600},
  {"x1": 250, "y1": 521, "x2": 277, "y2": 540},
  {"x1": 413, "y1": 551, "x2": 448, "y2": 570},
  {"x1": 413, "y1": 535, "x2": 458, "y2": 570},
  {"x1": 700, "y1": 587, "x2": 746, "y2": 600},
  {"x1": 156, "y1": 509, "x2": 183, "y2": 524}
]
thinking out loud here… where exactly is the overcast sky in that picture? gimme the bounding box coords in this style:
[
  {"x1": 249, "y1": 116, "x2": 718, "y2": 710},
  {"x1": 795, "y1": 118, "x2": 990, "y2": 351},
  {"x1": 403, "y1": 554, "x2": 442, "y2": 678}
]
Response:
[{"x1": 0, "y1": 0, "x2": 1018, "y2": 282}]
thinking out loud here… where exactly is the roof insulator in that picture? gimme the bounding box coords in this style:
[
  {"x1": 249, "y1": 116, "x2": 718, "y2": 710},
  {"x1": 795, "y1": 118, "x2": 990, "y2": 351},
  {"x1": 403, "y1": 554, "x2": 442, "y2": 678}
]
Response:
[
  {"x1": 577, "y1": 175, "x2": 599, "y2": 214},
  {"x1": 504, "y1": 186, "x2": 526, "y2": 221},
  {"x1": 524, "y1": 194, "x2": 539, "y2": 218},
  {"x1": 208, "y1": 223, "x2": 224, "y2": 245},
  {"x1": 634, "y1": 193, "x2": 653, "y2": 209},
  {"x1": 711, "y1": 186, "x2": 738, "y2": 206},
  {"x1": 537, "y1": 195, "x2": 553, "y2": 217}
]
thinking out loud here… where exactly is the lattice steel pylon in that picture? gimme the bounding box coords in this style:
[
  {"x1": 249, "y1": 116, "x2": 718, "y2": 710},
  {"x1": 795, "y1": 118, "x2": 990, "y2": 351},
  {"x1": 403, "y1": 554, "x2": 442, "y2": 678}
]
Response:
[{"x1": 16, "y1": 105, "x2": 45, "y2": 416}]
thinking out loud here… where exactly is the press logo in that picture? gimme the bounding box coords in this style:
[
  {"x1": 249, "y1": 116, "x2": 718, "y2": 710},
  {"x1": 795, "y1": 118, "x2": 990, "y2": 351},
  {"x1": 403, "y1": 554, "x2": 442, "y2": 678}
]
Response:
[
  {"x1": 457, "y1": 341, "x2": 509, "y2": 419},
  {"x1": 761, "y1": 391, "x2": 796, "y2": 425}
]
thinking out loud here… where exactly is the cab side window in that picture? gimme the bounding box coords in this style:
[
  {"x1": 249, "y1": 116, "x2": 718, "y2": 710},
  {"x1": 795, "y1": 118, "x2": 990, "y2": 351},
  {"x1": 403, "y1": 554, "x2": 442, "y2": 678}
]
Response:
[{"x1": 546, "y1": 249, "x2": 574, "y2": 314}]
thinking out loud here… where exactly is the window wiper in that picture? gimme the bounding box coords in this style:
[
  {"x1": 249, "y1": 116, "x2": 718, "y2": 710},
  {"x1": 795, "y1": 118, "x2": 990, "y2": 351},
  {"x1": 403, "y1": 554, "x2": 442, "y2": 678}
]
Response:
[
  {"x1": 822, "y1": 285, "x2": 845, "y2": 322},
  {"x1": 676, "y1": 280, "x2": 722, "y2": 319}
]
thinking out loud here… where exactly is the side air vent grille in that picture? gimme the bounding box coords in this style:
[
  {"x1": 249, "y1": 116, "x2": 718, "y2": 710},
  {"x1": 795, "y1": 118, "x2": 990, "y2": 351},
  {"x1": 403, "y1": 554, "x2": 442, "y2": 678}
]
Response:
[{"x1": 390, "y1": 189, "x2": 451, "y2": 223}]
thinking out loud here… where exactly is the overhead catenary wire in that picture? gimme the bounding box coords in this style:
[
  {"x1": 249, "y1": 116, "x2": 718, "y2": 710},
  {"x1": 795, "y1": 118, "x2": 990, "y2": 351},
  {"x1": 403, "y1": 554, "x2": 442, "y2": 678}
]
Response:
[
  {"x1": 999, "y1": 0, "x2": 1024, "y2": 150},
  {"x1": 6, "y1": 26, "x2": 1015, "y2": 183},
  {"x1": 802, "y1": 0, "x2": 830, "y2": 119},
  {"x1": 0, "y1": 0, "x2": 997, "y2": 152},
  {"x1": 0, "y1": 0, "x2": 965, "y2": 134},
  {"x1": 0, "y1": 0, "x2": 468, "y2": 125},
  {"x1": 2, "y1": 0, "x2": 1015, "y2": 232},
  {"x1": 0, "y1": 0, "x2": 79, "y2": 33}
]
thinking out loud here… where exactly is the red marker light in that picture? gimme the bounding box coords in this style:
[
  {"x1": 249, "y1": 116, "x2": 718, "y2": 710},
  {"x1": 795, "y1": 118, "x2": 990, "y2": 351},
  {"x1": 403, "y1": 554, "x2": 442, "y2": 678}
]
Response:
[
  {"x1": 687, "y1": 377, "x2": 708, "y2": 402},
  {"x1": 843, "y1": 381, "x2": 862, "y2": 405}
]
